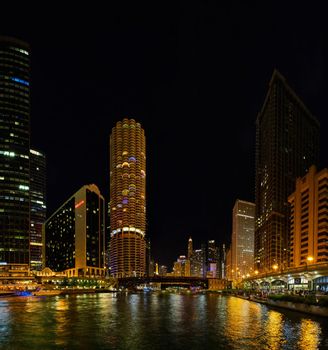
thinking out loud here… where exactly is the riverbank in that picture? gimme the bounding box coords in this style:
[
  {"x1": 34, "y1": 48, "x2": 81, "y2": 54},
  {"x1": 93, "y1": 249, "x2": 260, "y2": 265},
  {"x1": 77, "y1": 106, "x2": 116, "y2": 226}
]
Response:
[
  {"x1": 234, "y1": 294, "x2": 328, "y2": 317},
  {"x1": 0, "y1": 288, "x2": 117, "y2": 297}
]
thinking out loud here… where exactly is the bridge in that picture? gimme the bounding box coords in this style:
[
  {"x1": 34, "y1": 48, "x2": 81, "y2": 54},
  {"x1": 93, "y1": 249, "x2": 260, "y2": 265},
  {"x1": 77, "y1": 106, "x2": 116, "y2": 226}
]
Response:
[
  {"x1": 118, "y1": 276, "x2": 209, "y2": 290},
  {"x1": 242, "y1": 262, "x2": 328, "y2": 291}
]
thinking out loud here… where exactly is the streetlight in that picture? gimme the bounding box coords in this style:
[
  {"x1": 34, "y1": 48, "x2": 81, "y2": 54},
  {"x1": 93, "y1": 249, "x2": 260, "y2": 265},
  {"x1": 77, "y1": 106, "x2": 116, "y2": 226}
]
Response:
[
  {"x1": 307, "y1": 256, "x2": 314, "y2": 264},
  {"x1": 272, "y1": 264, "x2": 278, "y2": 272},
  {"x1": 306, "y1": 256, "x2": 314, "y2": 291}
]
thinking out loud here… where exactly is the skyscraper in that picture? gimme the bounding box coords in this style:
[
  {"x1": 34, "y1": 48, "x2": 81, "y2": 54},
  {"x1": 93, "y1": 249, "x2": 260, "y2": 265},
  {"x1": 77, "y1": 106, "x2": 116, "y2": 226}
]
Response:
[
  {"x1": 255, "y1": 70, "x2": 320, "y2": 272},
  {"x1": 288, "y1": 165, "x2": 328, "y2": 267},
  {"x1": 0, "y1": 36, "x2": 31, "y2": 264},
  {"x1": 109, "y1": 118, "x2": 146, "y2": 277},
  {"x1": 44, "y1": 184, "x2": 105, "y2": 277},
  {"x1": 231, "y1": 200, "x2": 255, "y2": 280},
  {"x1": 30, "y1": 149, "x2": 46, "y2": 271},
  {"x1": 207, "y1": 240, "x2": 219, "y2": 278},
  {"x1": 188, "y1": 237, "x2": 193, "y2": 259}
]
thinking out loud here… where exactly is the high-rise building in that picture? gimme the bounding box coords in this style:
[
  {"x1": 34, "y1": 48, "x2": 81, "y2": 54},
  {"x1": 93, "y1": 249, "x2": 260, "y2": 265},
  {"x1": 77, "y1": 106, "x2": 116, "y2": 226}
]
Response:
[
  {"x1": 30, "y1": 149, "x2": 46, "y2": 271},
  {"x1": 0, "y1": 36, "x2": 31, "y2": 264},
  {"x1": 231, "y1": 200, "x2": 255, "y2": 280},
  {"x1": 288, "y1": 165, "x2": 328, "y2": 267},
  {"x1": 190, "y1": 248, "x2": 204, "y2": 277},
  {"x1": 109, "y1": 118, "x2": 146, "y2": 277},
  {"x1": 159, "y1": 265, "x2": 167, "y2": 276},
  {"x1": 219, "y1": 243, "x2": 226, "y2": 279},
  {"x1": 255, "y1": 70, "x2": 320, "y2": 272},
  {"x1": 207, "y1": 239, "x2": 219, "y2": 277},
  {"x1": 225, "y1": 245, "x2": 232, "y2": 281},
  {"x1": 173, "y1": 255, "x2": 190, "y2": 277},
  {"x1": 188, "y1": 237, "x2": 193, "y2": 259},
  {"x1": 44, "y1": 184, "x2": 105, "y2": 277}
]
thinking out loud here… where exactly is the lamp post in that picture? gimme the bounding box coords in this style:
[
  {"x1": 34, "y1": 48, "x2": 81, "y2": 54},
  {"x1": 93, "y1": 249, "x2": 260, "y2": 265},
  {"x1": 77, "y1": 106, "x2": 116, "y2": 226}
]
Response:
[{"x1": 306, "y1": 256, "x2": 314, "y2": 291}]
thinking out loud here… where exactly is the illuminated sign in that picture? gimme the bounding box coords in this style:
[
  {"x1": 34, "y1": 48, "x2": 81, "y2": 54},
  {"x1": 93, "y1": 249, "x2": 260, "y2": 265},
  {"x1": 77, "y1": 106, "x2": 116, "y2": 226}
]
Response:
[{"x1": 75, "y1": 200, "x2": 85, "y2": 209}]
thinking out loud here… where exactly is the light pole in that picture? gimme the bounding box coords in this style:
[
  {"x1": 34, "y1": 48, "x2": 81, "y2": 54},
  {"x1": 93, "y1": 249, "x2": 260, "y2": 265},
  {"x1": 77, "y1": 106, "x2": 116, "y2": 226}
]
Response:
[{"x1": 306, "y1": 256, "x2": 314, "y2": 290}]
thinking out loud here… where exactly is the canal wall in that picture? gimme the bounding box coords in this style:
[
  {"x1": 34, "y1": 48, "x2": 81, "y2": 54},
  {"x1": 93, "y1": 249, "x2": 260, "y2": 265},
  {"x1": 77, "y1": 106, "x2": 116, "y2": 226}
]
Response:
[
  {"x1": 235, "y1": 295, "x2": 328, "y2": 317},
  {"x1": 265, "y1": 299, "x2": 328, "y2": 317}
]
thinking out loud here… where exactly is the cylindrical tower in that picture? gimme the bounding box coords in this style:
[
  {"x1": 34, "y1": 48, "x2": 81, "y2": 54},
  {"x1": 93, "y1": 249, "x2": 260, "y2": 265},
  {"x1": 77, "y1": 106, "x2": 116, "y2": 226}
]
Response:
[
  {"x1": 0, "y1": 36, "x2": 31, "y2": 264},
  {"x1": 109, "y1": 118, "x2": 146, "y2": 277}
]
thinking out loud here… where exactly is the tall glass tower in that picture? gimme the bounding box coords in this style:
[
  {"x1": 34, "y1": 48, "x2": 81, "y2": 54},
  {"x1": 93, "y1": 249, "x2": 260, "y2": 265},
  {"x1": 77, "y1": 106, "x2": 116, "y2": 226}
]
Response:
[
  {"x1": 109, "y1": 118, "x2": 146, "y2": 277},
  {"x1": 0, "y1": 36, "x2": 31, "y2": 264},
  {"x1": 255, "y1": 70, "x2": 320, "y2": 273},
  {"x1": 30, "y1": 149, "x2": 46, "y2": 271}
]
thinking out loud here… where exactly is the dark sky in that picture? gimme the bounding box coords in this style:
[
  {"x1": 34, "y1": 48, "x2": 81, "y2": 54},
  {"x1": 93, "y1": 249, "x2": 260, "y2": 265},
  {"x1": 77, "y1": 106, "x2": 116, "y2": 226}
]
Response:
[{"x1": 2, "y1": 2, "x2": 328, "y2": 268}]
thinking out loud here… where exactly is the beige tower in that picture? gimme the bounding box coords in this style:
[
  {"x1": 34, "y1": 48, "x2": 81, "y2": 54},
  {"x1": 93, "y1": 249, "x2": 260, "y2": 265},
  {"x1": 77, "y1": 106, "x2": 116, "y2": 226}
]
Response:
[
  {"x1": 109, "y1": 118, "x2": 146, "y2": 277},
  {"x1": 231, "y1": 199, "x2": 255, "y2": 281}
]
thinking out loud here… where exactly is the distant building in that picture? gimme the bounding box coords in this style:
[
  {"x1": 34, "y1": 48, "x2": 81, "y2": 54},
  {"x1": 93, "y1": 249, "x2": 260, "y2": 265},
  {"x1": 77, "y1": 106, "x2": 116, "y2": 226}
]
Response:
[
  {"x1": 219, "y1": 243, "x2": 226, "y2": 279},
  {"x1": 159, "y1": 265, "x2": 167, "y2": 276},
  {"x1": 44, "y1": 184, "x2": 105, "y2": 277},
  {"x1": 30, "y1": 149, "x2": 46, "y2": 271},
  {"x1": 255, "y1": 70, "x2": 320, "y2": 272},
  {"x1": 0, "y1": 36, "x2": 31, "y2": 265},
  {"x1": 173, "y1": 255, "x2": 190, "y2": 277},
  {"x1": 190, "y1": 248, "x2": 204, "y2": 277},
  {"x1": 148, "y1": 259, "x2": 155, "y2": 276},
  {"x1": 207, "y1": 240, "x2": 219, "y2": 278},
  {"x1": 188, "y1": 237, "x2": 193, "y2": 259},
  {"x1": 109, "y1": 118, "x2": 146, "y2": 277},
  {"x1": 225, "y1": 246, "x2": 232, "y2": 281},
  {"x1": 288, "y1": 165, "x2": 328, "y2": 267},
  {"x1": 231, "y1": 200, "x2": 255, "y2": 280}
]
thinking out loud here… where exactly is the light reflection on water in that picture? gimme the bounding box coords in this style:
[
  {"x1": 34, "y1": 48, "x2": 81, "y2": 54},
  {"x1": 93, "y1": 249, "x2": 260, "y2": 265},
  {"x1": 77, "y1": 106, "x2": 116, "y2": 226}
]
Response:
[{"x1": 0, "y1": 294, "x2": 327, "y2": 349}]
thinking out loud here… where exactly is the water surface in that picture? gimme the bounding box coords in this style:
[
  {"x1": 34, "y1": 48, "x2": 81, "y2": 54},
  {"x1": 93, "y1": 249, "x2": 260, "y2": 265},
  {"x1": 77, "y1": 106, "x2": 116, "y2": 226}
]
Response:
[{"x1": 0, "y1": 293, "x2": 327, "y2": 349}]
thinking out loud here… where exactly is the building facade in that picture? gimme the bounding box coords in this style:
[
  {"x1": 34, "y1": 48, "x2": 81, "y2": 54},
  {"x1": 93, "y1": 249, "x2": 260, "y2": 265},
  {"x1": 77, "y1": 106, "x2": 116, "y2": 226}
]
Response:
[
  {"x1": 30, "y1": 149, "x2": 46, "y2": 271},
  {"x1": 255, "y1": 70, "x2": 320, "y2": 273},
  {"x1": 173, "y1": 255, "x2": 191, "y2": 277},
  {"x1": 44, "y1": 184, "x2": 105, "y2": 277},
  {"x1": 231, "y1": 200, "x2": 255, "y2": 280},
  {"x1": 207, "y1": 239, "x2": 219, "y2": 278},
  {"x1": 225, "y1": 245, "x2": 232, "y2": 281},
  {"x1": 288, "y1": 165, "x2": 328, "y2": 267},
  {"x1": 188, "y1": 237, "x2": 193, "y2": 259},
  {"x1": 190, "y1": 248, "x2": 204, "y2": 277},
  {"x1": 0, "y1": 36, "x2": 31, "y2": 264},
  {"x1": 109, "y1": 118, "x2": 146, "y2": 277},
  {"x1": 219, "y1": 243, "x2": 226, "y2": 279}
]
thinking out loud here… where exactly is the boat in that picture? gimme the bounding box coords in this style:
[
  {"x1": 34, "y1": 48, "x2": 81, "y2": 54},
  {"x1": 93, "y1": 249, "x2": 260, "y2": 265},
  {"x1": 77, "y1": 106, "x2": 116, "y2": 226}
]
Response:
[
  {"x1": 33, "y1": 289, "x2": 62, "y2": 296},
  {"x1": 14, "y1": 290, "x2": 33, "y2": 297}
]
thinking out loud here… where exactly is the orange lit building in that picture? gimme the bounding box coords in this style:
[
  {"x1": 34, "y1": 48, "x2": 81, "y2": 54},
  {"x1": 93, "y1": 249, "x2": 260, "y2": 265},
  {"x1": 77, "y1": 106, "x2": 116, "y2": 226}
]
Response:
[
  {"x1": 109, "y1": 118, "x2": 146, "y2": 277},
  {"x1": 288, "y1": 165, "x2": 328, "y2": 267}
]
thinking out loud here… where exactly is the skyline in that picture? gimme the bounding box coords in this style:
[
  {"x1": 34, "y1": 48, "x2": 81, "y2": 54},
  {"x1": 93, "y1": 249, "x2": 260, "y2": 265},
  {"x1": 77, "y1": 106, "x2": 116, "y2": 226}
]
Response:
[{"x1": 1, "y1": 3, "x2": 328, "y2": 267}]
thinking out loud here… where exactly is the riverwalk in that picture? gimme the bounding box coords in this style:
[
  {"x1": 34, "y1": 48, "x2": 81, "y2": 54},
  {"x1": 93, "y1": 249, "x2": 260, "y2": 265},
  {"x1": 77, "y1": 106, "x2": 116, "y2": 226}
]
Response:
[{"x1": 234, "y1": 294, "x2": 328, "y2": 317}]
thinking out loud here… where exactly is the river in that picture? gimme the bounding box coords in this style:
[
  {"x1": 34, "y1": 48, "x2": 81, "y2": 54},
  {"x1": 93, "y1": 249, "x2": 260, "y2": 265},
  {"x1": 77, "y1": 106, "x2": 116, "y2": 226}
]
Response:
[{"x1": 0, "y1": 292, "x2": 327, "y2": 349}]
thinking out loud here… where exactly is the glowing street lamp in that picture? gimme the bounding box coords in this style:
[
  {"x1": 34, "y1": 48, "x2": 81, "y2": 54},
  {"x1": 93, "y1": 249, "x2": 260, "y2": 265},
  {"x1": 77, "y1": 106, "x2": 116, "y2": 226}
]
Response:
[
  {"x1": 307, "y1": 256, "x2": 314, "y2": 263},
  {"x1": 272, "y1": 264, "x2": 278, "y2": 272}
]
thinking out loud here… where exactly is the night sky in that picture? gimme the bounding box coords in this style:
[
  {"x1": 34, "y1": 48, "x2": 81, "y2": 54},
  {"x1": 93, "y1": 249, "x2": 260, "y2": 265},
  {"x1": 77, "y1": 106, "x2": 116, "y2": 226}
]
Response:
[{"x1": 1, "y1": 3, "x2": 328, "y2": 268}]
